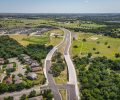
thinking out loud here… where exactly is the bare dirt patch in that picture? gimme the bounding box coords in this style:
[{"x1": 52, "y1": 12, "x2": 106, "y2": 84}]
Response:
[{"x1": 90, "y1": 36, "x2": 98, "y2": 40}]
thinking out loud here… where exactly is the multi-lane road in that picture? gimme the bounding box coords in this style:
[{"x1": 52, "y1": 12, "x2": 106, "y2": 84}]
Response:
[
  {"x1": 44, "y1": 28, "x2": 80, "y2": 100},
  {"x1": 0, "y1": 28, "x2": 80, "y2": 100},
  {"x1": 63, "y1": 29, "x2": 80, "y2": 100},
  {"x1": 44, "y1": 28, "x2": 68, "y2": 100}
]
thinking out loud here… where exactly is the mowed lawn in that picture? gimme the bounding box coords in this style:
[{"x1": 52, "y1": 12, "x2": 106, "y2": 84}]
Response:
[
  {"x1": 10, "y1": 29, "x2": 64, "y2": 46},
  {"x1": 72, "y1": 32, "x2": 120, "y2": 60},
  {"x1": 10, "y1": 34, "x2": 49, "y2": 46}
]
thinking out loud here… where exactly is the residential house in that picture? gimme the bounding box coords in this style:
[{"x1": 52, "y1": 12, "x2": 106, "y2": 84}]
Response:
[
  {"x1": 6, "y1": 63, "x2": 14, "y2": 70},
  {"x1": 21, "y1": 54, "x2": 41, "y2": 72},
  {"x1": 0, "y1": 58, "x2": 4, "y2": 65},
  {"x1": 21, "y1": 54, "x2": 32, "y2": 65},
  {"x1": 0, "y1": 76, "x2": 2, "y2": 83},
  {"x1": 14, "y1": 75, "x2": 22, "y2": 84},
  {"x1": 5, "y1": 77, "x2": 13, "y2": 84},
  {"x1": 30, "y1": 60, "x2": 41, "y2": 72},
  {"x1": 27, "y1": 72, "x2": 37, "y2": 80}
]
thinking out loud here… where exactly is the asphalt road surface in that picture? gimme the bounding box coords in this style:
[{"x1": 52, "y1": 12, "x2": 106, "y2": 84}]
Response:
[
  {"x1": 62, "y1": 28, "x2": 80, "y2": 100},
  {"x1": 43, "y1": 28, "x2": 68, "y2": 100},
  {"x1": 0, "y1": 28, "x2": 80, "y2": 100},
  {"x1": 44, "y1": 28, "x2": 80, "y2": 100}
]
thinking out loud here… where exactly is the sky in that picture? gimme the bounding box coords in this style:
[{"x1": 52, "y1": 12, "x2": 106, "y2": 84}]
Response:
[{"x1": 0, "y1": 0, "x2": 120, "y2": 13}]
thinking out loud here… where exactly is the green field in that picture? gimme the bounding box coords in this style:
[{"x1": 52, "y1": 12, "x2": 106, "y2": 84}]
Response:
[
  {"x1": 80, "y1": 23, "x2": 106, "y2": 29},
  {"x1": 10, "y1": 29, "x2": 63, "y2": 46},
  {"x1": 59, "y1": 90, "x2": 67, "y2": 100},
  {"x1": 54, "y1": 68, "x2": 68, "y2": 84},
  {"x1": 72, "y1": 32, "x2": 120, "y2": 60},
  {"x1": 51, "y1": 21, "x2": 106, "y2": 29},
  {"x1": 0, "y1": 18, "x2": 53, "y2": 28},
  {"x1": 10, "y1": 34, "x2": 49, "y2": 46}
]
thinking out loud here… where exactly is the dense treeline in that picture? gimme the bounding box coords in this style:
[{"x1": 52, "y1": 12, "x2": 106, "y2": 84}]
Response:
[
  {"x1": 79, "y1": 14, "x2": 120, "y2": 22},
  {"x1": 0, "y1": 36, "x2": 25, "y2": 59},
  {"x1": 0, "y1": 36, "x2": 53, "y2": 64},
  {"x1": 26, "y1": 44, "x2": 53, "y2": 64},
  {"x1": 69, "y1": 22, "x2": 120, "y2": 38},
  {"x1": 0, "y1": 36, "x2": 53, "y2": 94},
  {"x1": 54, "y1": 14, "x2": 120, "y2": 38},
  {"x1": 73, "y1": 56, "x2": 120, "y2": 100},
  {"x1": 77, "y1": 15, "x2": 120, "y2": 38}
]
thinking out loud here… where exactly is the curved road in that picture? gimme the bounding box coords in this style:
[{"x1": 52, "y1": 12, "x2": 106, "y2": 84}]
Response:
[
  {"x1": 0, "y1": 28, "x2": 80, "y2": 100},
  {"x1": 44, "y1": 28, "x2": 80, "y2": 100},
  {"x1": 44, "y1": 28, "x2": 68, "y2": 100},
  {"x1": 63, "y1": 29, "x2": 80, "y2": 100}
]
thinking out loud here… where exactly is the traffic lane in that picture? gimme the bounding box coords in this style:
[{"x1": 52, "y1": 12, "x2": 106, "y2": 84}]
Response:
[
  {"x1": 57, "y1": 84, "x2": 77, "y2": 100},
  {"x1": 46, "y1": 60, "x2": 61, "y2": 100},
  {"x1": 0, "y1": 86, "x2": 40, "y2": 99},
  {"x1": 64, "y1": 32, "x2": 71, "y2": 55},
  {"x1": 63, "y1": 28, "x2": 80, "y2": 100},
  {"x1": 67, "y1": 84, "x2": 77, "y2": 100}
]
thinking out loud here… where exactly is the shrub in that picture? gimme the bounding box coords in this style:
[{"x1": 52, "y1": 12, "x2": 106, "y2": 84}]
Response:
[
  {"x1": 28, "y1": 90, "x2": 36, "y2": 98},
  {"x1": 82, "y1": 39, "x2": 86, "y2": 42},
  {"x1": 93, "y1": 48, "x2": 96, "y2": 51}
]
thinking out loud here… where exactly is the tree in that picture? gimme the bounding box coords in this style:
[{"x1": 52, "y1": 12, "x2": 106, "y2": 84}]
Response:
[
  {"x1": 82, "y1": 39, "x2": 86, "y2": 42},
  {"x1": 42, "y1": 90, "x2": 53, "y2": 100},
  {"x1": 16, "y1": 83, "x2": 25, "y2": 91},
  {"x1": 73, "y1": 45, "x2": 78, "y2": 48},
  {"x1": 4, "y1": 96, "x2": 13, "y2": 100},
  {"x1": 0, "y1": 24, "x2": 3, "y2": 28},
  {"x1": 8, "y1": 84, "x2": 16, "y2": 92},
  {"x1": 93, "y1": 48, "x2": 96, "y2": 51},
  {"x1": 95, "y1": 51, "x2": 100, "y2": 54},
  {"x1": 20, "y1": 94, "x2": 27, "y2": 100},
  {"x1": 0, "y1": 83, "x2": 9, "y2": 94},
  {"x1": 73, "y1": 56, "x2": 120, "y2": 100},
  {"x1": 28, "y1": 90, "x2": 36, "y2": 98},
  {"x1": 108, "y1": 45, "x2": 111, "y2": 48},
  {"x1": 50, "y1": 65, "x2": 61, "y2": 77},
  {"x1": 105, "y1": 42, "x2": 108, "y2": 45},
  {"x1": 115, "y1": 53, "x2": 120, "y2": 58},
  {"x1": 87, "y1": 53, "x2": 92, "y2": 58},
  {"x1": 25, "y1": 80, "x2": 33, "y2": 89},
  {"x1": 97, "y1": 41, "x2": 100, "y2": 44}
]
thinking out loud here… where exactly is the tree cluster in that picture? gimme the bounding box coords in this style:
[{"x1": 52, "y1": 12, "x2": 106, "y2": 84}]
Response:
[
  {"x1": 50, "y1": 52, "x2": 65, "y2": 77},
  {"x1": 26, "y1": 44, "x2": 53, "y2": 64},
  {"x1": 73, "y1": 56, "x2": 120, "y2": 100},
  {"x1": 0, "y1": 36, "x2": 25, "y2": 59}
]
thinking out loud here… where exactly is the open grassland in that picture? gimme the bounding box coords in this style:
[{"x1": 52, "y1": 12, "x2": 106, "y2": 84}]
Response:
[
  {"x1": 10, "y1": 34, "x2": 31, "y2": 46},
  {"x1": 72, "y1": 32, "x2": 120, "y2": 60},
  {"x1": 10, "y1": 34, "x2": 49, "y2": 46},
  {"x1": 80, "y1": 23, "x2": 106, "y2": 28},
  {"x1": 33, "y1": 71, "x2": 45, "y2": 85},
  {"x1": 51, "y1": 21, "x2": 106, "y2": 29},
  {"x1": 47, "y1": 29, "x2": 64, "y2": 46},
  {"x1": 45, "y1": 29, "x2": 64, "y2": 36},
  {"x1": 54, "y1": 68, "x2": 68, "y2": 84},
  {"x1": 59, "y1": 90, "x2": 67, "y2": 100},
  {"x1": 10, "y1": 29, "x2": 64, "y2": 47},
  {"x1": 0, "y1": 18, "x2": 53, "y2": 28}
]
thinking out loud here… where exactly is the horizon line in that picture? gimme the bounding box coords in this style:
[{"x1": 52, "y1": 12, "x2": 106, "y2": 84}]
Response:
[{"x1": 0, "y1": 12, "x2": 120, "y2": 14}]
